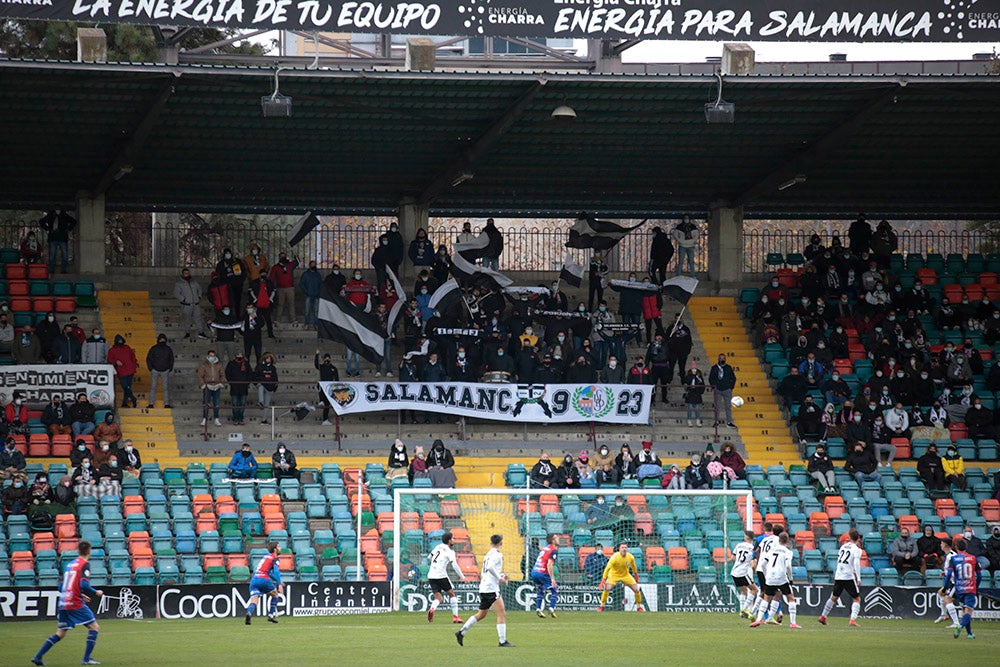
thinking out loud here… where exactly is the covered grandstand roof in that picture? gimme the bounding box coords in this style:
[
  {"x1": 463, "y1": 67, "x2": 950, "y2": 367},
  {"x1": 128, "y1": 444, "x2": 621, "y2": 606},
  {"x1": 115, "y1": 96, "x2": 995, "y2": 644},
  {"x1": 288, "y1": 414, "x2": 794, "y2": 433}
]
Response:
[{"x1": 1, "y1": 59, "x2": 998, "y2": 218}]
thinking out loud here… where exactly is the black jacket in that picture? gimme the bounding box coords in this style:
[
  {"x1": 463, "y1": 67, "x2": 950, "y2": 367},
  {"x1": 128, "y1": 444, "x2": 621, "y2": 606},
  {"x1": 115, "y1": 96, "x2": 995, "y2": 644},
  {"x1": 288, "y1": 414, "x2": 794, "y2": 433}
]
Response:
[
  {"x1": 807, "y1": 452, "x2": 833, "y2": 474},
  {"x1": 845, "y1": 446, "x2": 878, "y2": 475},
  {"x1": 314, "y1": 355, "x2": 340, "y2": 382},
  {"x1": 41, "y1": 402, "x2": 72, "y2": 427},
  {"x1": 427, "y1": 445, "x2": 454, "y2": 469},
  {"x1": 0, "y1": 446, "x2": 26, "y2": 471},
  {"x1": 225, "y1": 358, "x2": 253, "y2": 397},
  {"x1": 146, "y1": 342, "x2": 174, "y2": 372},
  {"x1": 530, "y1": 459, "x2": 557, "y2": 487},
  {"x1": 68, "y1": 400, "x2": 95, "y2": 426},
  {"x1": 649, "y1": 229, "x2": 674, "y2": 265},
  {"x1": 709, "y1": 362, "x2": 736, "y2": 391},
  {"x1": 255, "y1": 362, "x2": 279, "y2": 392},
  {"x1": 52, "y1": 333, "x2": 82, "y2": 364}
]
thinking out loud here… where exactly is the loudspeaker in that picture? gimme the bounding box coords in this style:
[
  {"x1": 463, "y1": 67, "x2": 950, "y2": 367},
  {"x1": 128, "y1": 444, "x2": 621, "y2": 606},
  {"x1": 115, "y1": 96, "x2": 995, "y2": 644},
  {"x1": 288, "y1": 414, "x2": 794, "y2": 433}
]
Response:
[
  {"x1": 261, "y1": 94, "x2": 292, "y2": 118},
  {"x1": 704, "y1": 102, "x2": 735, "y2": 124}
]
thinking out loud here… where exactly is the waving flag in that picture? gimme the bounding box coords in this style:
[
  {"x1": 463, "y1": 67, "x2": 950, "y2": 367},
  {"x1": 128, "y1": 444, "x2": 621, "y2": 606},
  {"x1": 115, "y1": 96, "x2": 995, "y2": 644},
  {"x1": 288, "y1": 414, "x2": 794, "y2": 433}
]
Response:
[{"x1": 566, "y1": 214, "x2": 647, "y2": 250}]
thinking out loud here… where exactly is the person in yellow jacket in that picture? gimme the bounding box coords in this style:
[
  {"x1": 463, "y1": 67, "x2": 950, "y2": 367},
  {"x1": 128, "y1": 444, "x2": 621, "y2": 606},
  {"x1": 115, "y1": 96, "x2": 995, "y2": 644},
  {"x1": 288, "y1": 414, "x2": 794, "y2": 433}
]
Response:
[
  {"x1": 598, "y1": 541, "x2": 645, "y2": 612},
  {"x1": 244, "y1": 242, "x2": 270, "y2": 282},
  {"x1": 942, "y1": 444, "x2": 967, "y2": 491}
]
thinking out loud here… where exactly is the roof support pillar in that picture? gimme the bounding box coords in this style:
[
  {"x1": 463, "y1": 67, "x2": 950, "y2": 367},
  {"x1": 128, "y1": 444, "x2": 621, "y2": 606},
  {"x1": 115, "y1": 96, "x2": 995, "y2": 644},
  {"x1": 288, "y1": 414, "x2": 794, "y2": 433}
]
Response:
[
  {"x1": 707, "y1": 204, "x2": 744, "y2": 290},
  {"x1": 398, "y1": 200, "x2": 428, "y2": 281},
  {"x1": 76, "y1": 193, "x2": 106, "y2": 275}
]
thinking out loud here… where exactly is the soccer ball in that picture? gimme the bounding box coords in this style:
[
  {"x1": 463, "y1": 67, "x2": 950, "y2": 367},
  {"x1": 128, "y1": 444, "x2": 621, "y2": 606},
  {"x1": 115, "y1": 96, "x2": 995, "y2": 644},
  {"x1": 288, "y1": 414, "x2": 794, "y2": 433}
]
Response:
[{"x1": 731, "y1": 395, "x2": 745, "y2": 408}]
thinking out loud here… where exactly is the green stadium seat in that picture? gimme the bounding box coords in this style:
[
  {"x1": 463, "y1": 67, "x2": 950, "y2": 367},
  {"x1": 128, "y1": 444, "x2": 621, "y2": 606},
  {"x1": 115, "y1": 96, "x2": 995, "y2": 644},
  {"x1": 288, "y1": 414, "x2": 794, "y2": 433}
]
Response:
[
  {"x1": 229, "y1": 565, "x2": 252, "y2": 582},
  {"x1": 205, "y1": 565, "x2": 228, "y2": 583}
]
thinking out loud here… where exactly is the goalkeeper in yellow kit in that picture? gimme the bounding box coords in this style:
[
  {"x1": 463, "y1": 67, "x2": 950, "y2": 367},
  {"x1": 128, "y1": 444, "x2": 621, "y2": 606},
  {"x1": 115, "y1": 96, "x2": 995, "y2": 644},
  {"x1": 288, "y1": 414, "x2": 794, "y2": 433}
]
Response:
[{"x1": 598, "y1": 542, "x2": 646, "y2": 612}]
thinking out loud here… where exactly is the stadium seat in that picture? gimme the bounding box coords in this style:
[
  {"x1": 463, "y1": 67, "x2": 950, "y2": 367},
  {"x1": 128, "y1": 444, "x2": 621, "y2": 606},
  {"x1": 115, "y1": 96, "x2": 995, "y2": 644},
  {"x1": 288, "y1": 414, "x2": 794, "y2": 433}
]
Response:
[{"x1": 667, "y1": 547, "x2": 689, "y2": 571}]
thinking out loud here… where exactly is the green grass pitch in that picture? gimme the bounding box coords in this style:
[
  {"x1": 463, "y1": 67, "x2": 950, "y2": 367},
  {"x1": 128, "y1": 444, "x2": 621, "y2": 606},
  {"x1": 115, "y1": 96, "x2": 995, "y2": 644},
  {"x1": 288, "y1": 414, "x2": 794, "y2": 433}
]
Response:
[{"x1": 3, "y1": 612, "x2": 994, "y2": 666}]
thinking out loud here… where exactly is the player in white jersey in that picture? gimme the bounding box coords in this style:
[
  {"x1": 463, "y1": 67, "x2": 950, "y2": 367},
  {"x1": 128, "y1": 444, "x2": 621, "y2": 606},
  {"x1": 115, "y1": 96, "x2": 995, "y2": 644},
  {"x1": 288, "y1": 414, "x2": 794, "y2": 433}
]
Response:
[
  {"x1": 730, "y1": 531, "x2": 759, "y2": 618},
  {"x1": 818, "y1": 529, "x2": 862, "y2": 626},
  {"x1": 426, "y1": 531, "x2": 465, "y2": 624},
  {"x1": 749, "y1": 523, "x2": 783, "y2": 621},
  {"x1": 456, "y1": 534, "x2": 513, "y2": 648},
  {"x1": 750, "y1": 532, "x2": 800, "y2": 629},
  {"x1": 935, "y1": 538, "x2": 961, "y2": 628}
]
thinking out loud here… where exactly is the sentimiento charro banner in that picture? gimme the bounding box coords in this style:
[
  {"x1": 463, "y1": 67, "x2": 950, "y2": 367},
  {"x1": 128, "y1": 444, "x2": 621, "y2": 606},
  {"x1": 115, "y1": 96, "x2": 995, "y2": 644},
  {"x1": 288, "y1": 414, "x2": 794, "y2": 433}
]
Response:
[
  {"x1": 0, "y1": 364, "x2": 115, "y2": 407},
  {"x1": 0, "y1": 1, "x2": 997, "y2": 41},
  {"x1": 320, "y1": 381, "x2": 653, "y2": 424}
]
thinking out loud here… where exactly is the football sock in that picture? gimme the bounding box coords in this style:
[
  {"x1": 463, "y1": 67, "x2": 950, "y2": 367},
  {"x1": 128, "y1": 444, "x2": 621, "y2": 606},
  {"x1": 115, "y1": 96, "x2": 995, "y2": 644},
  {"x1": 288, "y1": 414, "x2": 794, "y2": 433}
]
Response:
[
  {"x1": 937, "y1": 594, "x2": 947, "y2": 616},
  {"x1": 497, "y1": 623, "x2": 507, "y2": 643},
  {"x1": 535, "y1": 588, "x2": 544, "y2": 611},
  {"x1": 738, "y1": 592, "x2": 747, "y2": 611},
  {"x1": 247, "y1": 602, "x2": 257, "y2": 616},
  {"x1": 751, "y1": 593, "x2": 763, "y2": 614},
  {"x1": 961, "y1": 612, "x2": 972, "y2": 634},
  {"x1": 549, "y1": 588, "x2": 559, "y2": 611},
  {"x1": 268, "y1": 597, "x2": 278, "y2": 615},
  {"x1": 461, "y1": 616, "x2": 478, "y2": 634},
  {"x1": 450, "y1": 595, "x2": 459, "y2": 617},
  {"x1": 84, "y1": 629, "x2": 98, "y2": 662},
  {"x1": 821, "y1": 597, "x2": 835, "y2": 618},
  {"x1": 946, "y1": 602, "x2": 960, "y2": 624},
  {"x1": 634, "y1": 590, "x2": 642, "y2": 607},
  {"x1": 788, "y1": 602, "x2": 797, "y2": 626},
  {"x1": 754, "y1": 604, "x2": 766, "y2": 623},
  {"x1": 768, "y1": 600, "x2": 780, "y2": 620},
  {"x1": 34, "y1": 634, "x2": 61, "y2": 661},
  {"x1": 600, "y1": 590, "x2": 609, "y2": 606},
  {"x1": 850, "y1": 602, "x2": 860, "y2": 621},
  {"x1": 430, "y1": 598, "x2": 440, "y2": 612}
]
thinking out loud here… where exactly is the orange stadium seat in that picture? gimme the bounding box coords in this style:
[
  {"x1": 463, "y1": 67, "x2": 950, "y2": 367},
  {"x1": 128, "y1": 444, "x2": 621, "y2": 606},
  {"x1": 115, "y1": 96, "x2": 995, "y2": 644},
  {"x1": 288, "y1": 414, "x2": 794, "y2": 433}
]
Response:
[
  {"x1": 823, "y1": 496, "x2": 845, "y2": 519},
  {"x1": 667, "y1": 547, "x2": 689, "y2": 571},
  {"x1": 28, "y1": 434, "x2": 50, "y2": 457},
  {"x1": 191, "y1": 494, "x2": 214, "y2": 516},
  {"x1": 898, "y1": 516, "x2": 921, "y2": 535},
  {"x1": 32, "y1": 532, "x2": 56, "y2": 553},
  {"x1": 12, "y1": 551, "x2": 35, "y2": 572},
  {"x1": 981, "y1": 500, "x2": 1000, "y2": 523},
  {"x1": 794, "y1": 530, "x2": 816, "y2": 552},
  {"x1": 645, "y1": 546, "x2": 666, "y2": 569}
]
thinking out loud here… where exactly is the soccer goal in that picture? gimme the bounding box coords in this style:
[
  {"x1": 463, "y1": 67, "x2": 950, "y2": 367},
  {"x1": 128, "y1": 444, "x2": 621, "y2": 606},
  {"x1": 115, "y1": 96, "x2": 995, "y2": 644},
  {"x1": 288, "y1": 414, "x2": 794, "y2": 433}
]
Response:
[{"x1": 391, "y1": 487, "x2": 753, "y2": 612}]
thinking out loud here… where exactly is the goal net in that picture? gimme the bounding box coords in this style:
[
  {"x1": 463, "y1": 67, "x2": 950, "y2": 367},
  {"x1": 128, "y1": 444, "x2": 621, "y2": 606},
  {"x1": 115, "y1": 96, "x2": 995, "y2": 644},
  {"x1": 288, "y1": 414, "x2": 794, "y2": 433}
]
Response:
[{"x1": 391, "y1": 487, "x2": 753, "y2": 613}]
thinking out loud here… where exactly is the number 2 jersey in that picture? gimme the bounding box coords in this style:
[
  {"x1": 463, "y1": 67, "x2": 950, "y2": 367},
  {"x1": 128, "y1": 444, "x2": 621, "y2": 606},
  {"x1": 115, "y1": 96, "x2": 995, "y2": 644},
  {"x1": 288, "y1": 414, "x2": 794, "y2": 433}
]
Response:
[
  {"x1": 427, "y1": 543, "x2": 460, "y2": 580},
  {"x1": 532, "y1": 544, "x2": 558, "y2": 576},
  {"x1": 253, "y1": 552, "x2": 282, "y2": 584}
]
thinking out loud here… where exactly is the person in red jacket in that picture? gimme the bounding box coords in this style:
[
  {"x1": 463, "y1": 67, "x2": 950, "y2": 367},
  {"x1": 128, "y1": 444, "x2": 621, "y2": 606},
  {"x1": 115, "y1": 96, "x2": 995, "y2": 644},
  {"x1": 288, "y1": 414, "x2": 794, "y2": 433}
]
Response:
[
  {"x1": 208, "y1": 271, "x2": 230, "y2": 316},
  {"x1": 268, "y1": 251, "x2": 299, "y2": 325},
  {"x1": 641, "y1": 291, "x2": 663, "y2": 346},
  {"x1": 4, "y1": 392, "x2": 29, "y2": 435},
  {"x1": 249, "y1": 275, "x2": 276, "y2": 339},
  {"x1": 345, "y1": 271, "x2": 373, "y2": 309},
  {"x1": 106, "y1": 334, "x2": 139, "y2": 408}
]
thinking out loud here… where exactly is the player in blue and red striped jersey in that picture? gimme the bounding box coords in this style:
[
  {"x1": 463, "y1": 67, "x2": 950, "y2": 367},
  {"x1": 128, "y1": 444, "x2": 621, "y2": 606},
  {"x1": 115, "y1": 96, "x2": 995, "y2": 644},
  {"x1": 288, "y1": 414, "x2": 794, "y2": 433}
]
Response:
[
  {"x1": 531, "y1": 533, "x2": 559, "y2": 618},
  {"x1": 945, "y1": 537, "x2": 982, "y2": 640},
  {"x1": 32, "y1": 540, "x2": 103, "y2": 666},
  {"x1": 245, "y1": 541, "x2": 284, "y2": 625}
]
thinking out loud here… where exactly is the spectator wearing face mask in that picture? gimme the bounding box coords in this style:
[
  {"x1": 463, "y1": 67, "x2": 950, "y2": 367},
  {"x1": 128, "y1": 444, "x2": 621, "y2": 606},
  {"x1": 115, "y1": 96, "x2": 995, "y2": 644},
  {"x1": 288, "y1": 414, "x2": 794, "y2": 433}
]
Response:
[
  {"x1": 51, "y1": 323, "x2": 82, "y2": 364},
  {"x1": 271, "y1": 442, "x2": 299, "y2": 481},
  {"x1": 917, "y1": 443, "x2": 946, "y2": 490},
  {"x1": 255, "y1": 353, "x2": 279, "y2": 424},
  {"x1": 69, "y1": 393, "x2": 96, "y2": 438},
  {"x1": 636, "y1": 442, "x2": 663, "y2": 483},
  {"x1": 4, "y1": 392, "x2": 29, "y2": 436},
  {"x1": 682, "y1": 363, "x2": 705, "y2": 427},
  {"x1": 964, "y1": 398, "x2": 994, "y2": 442},
  {"x1": 106, "y1": 334, "x2": 139, "y2": 408},
  {"x1": 426, "y1": 439, "x2": 457, "y2": 488},
  {"x1": 2, "y1": 474, "x2": 30, "y2": 515},
  {"x1": 600, "y1": 355, "x2": 625, "y2": 384},
  {"x1": 386, "y1": 439, "x2": 409, "y2": 480},
  {"x1": 52, "y1": 474, "x2": 76, "y2": 511},
  {"x1": 870, "y1": 414, "x2": 895, "y2": 467},
  {"x1": 96, "y1": 454, "x2": 123, "y2": 497},
  {"x1": 92, "y1": 439, "x2": 114, "y2": 469},
  {"x1": 985, "y1": 526, "x2": 1000, "y2": 573},
  {"x1": 118, "y1": 439, "x2": 142, "y2": 478},
  {"x1": 408, "y1": 445, "x2": 428, "y2": 484},
  {"x1": 225, "y1": 352, "x2": 253, "y2": 426},
  {"x1": 533, "y1": 353, "x2": 562, "y2": 383},
  {"x1": 684, "y1": 454, "x2": 711, "y2": 489},
  {"x1": 174, "y1": 267, "x2": 208, "y2": 339},
  {"x1": 268, "y1": 251, "x2": 300, "y2": 324},
  {"x1": 808, "y1": 443, "x2": 836, "y2": 492},
  {"x1": 198, "y1": 350, "x2": 226, "y2": 427},
  {"x1": 574, "y1": 451, "x2": 593, "y2": 485},
  {"x1": 1, "y1": 436, "x2": 27, "y2": 482},
  {"x1": 228, "y1": 443, "x2": 258, "y2": 479},
  {"x1": 248, "y1": 272, "x2": 276, "y2": 339},
  {"x1": 408, "y1": 228, "x2": 434, "y2": 267},
  {"x1": 93, "y1": 412, "x2": 122, "y2": 447},
  {"x1": 29, "y1": 471, "x2": 52, "y2": 506},
  {"x1": 430, "y1": 245, "x2": 452, "y2": 285},
  {"x1": 942, "y1": 445, "x2": 966, "y2": 490},
  {"x1": 68, "y1": 438, "x2": 91, "y2": 468},
  {"x1": 216, "y1": 247, "x2": 248, "y2": 312},
  {"x1": 556, "y1": 454, "x2": 581, "y2": 489},
  {"x1": 243, "y1": 242, "x2": 270, "y2": 283},
  {"x1": 299, "y1": 260, "x2": 323, "y2": 328},
  {"x1": 611, "y1": 274, "x2": 645, "y2": 344},
  {"x1": 615, "y1": 444, "x2": 637, "y2": 481},
  {"x1": 72, "y1": 455, "x2": 97, "y2": 497},
  {"x1": 845, "y1": 441, "x2": 880, "y2": 485},
  {"x1": 146, "y1": 334, "x2": 175, "y2": 408},
  {"x1": 821, "y1": 370, "x2": 850, "y2": 407},
  {"x1": 627, "y1": 356, "x2": 652, "y2": 386},
  {"x1": 884, "y1": 402, "x2": 911, "y2": 440}
]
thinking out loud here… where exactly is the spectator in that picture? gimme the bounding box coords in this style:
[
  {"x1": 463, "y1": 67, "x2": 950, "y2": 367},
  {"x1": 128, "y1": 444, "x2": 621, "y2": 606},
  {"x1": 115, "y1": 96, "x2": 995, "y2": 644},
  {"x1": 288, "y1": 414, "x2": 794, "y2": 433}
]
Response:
[
  {"x1": 684, "y1": 454, "x2": 711, "y2": 489},
  {"x1": 314, "y1": 350, "x2": 339, "y2": 426},
  {"x1": 891, "y1": 527, "x2": 920, "y2": 574},
  {"x1": 146, "y1": 334, "x2": 174, "y2": 408},
  {"x1": 241, "y1": 303, "x2": 264, "y2": 365},
  {"x1": 556, "y1": 454, "x2": 581, "y2": 489},
  {"x1": 408, "y1": 445, "x2": 428, "y2": 485},
  {"x1": 985, "y1": 526, "x2": 1000, "y2": 573},
  {"x1": 1, "y1": 436, "x2": 27, "y2": 482},
  {"x1": 530, "y1": 452, "x2": 556, "y2": 488},
  {"x1": 93, "y1": 412, "x2": 122, "y2": 447},
  {"x1": 917, "y1": 526, "x2": 944, "y2": 572},
  {"x1": 942, "y1": 444, "x2": 966, "y2": 491},
  {"x1": 225, "y1": 351, "x2": 252, "y2": 426},
  {"x1": 96, "y1": 454, "x2": 122, "y2": 498},
  {"x1": 681, "y1": 362, "x2": 706, "y2": 427},
  {"x1": 456, "y1": 221, "x2": 475, "y2": 245},
  {"x1": 248, "y1": 274, "x2": 276, "y2": 339},
  {"x1": 0, "y1": 312, "x2": 13, "y2": 354},
  {"x1": 51, "y1": 324, "x2": 82, "y2": 364},
  {"x1": 254, "y1": 352, "x2": 279, "y2": 424},
  {"x1": 595, "y1": 463, "x2": 619, "y2": 487},
  {"x1": 39, "y1": 209, "x2": 75, "y2": 273},
  {"x1": 665, "y1": 317, "x2": 693, "y2": 382},
  {"x1": 671, "y1": 216, "x2": 699, "y2": 275},
  {"x1": 709, "y1": 353, "x2": 737, "y2": 428},
  {"x1": 719, "y1": 442, "x2": 746, "y2": 480},
  {"x1": 636, "y1": 442, "x2": 663, "y2": 483},
  {"x1": 917, "y1": 443, "x2": 947, "y2": 490},
  {"x1": 588, "y1": 252, "x2": 608, "y2": 311},
  {"x1": 627, "y1": 356, "x2": 651, "y2": 386},
  {"x1": 29, "y1": 471, "x2": 52, "y2": 507},
  {"x1": 611, "y1": 273, "x2": 644, "y2": 345},
  {"x1": 599, "y1": 354, "x2": 624, "y2": 384},
  {"x1": 408, "y1": 228, "x2": 434, "y2": 267},
  {"x1": 271, "y1": 442, "x2": 299, "y2": 481},
  {"x1": 386, "y1": 439, "x2": 409, "y2": 480},
  {"x1": 118, "y1": 440, "x2": 142, "y2": 478},
  {"x1": 198, "y1": 350, "x2": 225, "y2": 427},
  {"x1": 430, "y1": 245, "x2": 451, "y2": 285},
  {"x1": 2, "y1": 475, "x2": 30, "y2": 515},
  {"x1": 174, "y1": 268, "x2": 208, "y2": 339},
  {"x1": 615, "y1": 443, "x2": 637, "y2": 481},
  {"x1": 227, "y1": 443, "x2": 258, "y2": 479},
  {"x1": 884, "y1": 402, "x2": 911, "y2": 440},
  {"x1": 590, "y1": 444, "x2": 614, "y2": 471},
  {"x1": 52, "y1": 474, "x2": 76, "y2": 511},
  {"x1": 3, "y1": 392, "x2": 28, "y2": 436},
  {"x1": 243, "y1": 242, "x2": 270, "y2": 283},
  {"x1": 299, "y1": 260, "x2": 323, "y2": 328},
  {"x1": 821, "y1": 371, "x2": 851, "y2": 407},
  {"x1": 777, "y1": 366, "x2": 808, "y2": 409},
  {"x1": 808, "y1": 443, "x2": 836, "y2": 492},
  {"x1": 426, "y1": 439, "x2": 457, "y2": 488},
  {"x1": 545, "y1": 281, "x2": 569, "y2": 312},
  {"x1": 870, "y1": 414, "x2": 896, "y2": 467},
  {"x1": 797, "y1": 352, "x2": 825, "y2": 387},
  {"x1": 845, "y1": 440, "x2": 881, "y2": 485},
  {"x1": 385, "y1": 223, "x2": 404, "y2": 276},
  {"x1": 870, "y1": 219, "x2": 898, "y2": 268},
  {"x1": 19, "y1": 230, "x2": 43, "y2": 264},
  {"x1": 71, "y1": 456, "x2": 97, "y2": 498},
  {"x1": 69, "y1": 393, "x2": 96, "y2": 438},
  {"x1": 35, "y1": 312, "x2": 60, "y2": 360},
  {"x1": 420, "y1": 353, "x2": 448, "y2": 422},
  {"x1": 964, "y1": 526, "x2": 990, "y2": 570},
  {"x1": 481, "y1": 218, "x2": 504, "y2": 270},
  {"x1": 660, "y1": 463, "x2": 684, "y2": 490},
  {"x1": 574, "y1": 450, "x2": 594, "y2": 485},
  {"x1": 965, "y1": 398, "x2": 994, "y2": 442},
  {"x1": 216, "y1": 247, "x2": 248, "y2": 312},
  {"x1": 208, "y1": 270, "x2": 230, "y2": 315},
  {"x1": 93, "y1": 439, "x2": 113, "y2": 469},
  {"x1": 268, "y1": 251, "x2": 299, "y2": 324},
  {"x1": 69, "y1": 438, "x2": 90, "y2": 468},
  {"x1": 209, "y1": 305, "x2": 241, "y2": 362},
  {"x1": 796, "y1": 395, "x2": 825, "y2": 445},
  {"x1": 107, "y1": 335, "x2": 138, "y2": 408},
  {"x1": 847, "y1": 214, "x2": 872, "y2": 256},
  {"x1": 648, "y1": 227, "x2": 674, "y2": 285},
  {"x1": 324, "y1": 262, "x2": 347, "y2": 296},
  {"x1": 584, "y1": 543, "x2": 610, "y2": 584}
]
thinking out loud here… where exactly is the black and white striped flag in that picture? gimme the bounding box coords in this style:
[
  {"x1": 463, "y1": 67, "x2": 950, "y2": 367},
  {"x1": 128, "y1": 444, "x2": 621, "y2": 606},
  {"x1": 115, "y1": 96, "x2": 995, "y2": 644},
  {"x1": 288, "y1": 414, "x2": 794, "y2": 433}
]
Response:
[
  {"x1": 385, "y1": 266, "x2": 406, "y2": 335},
  {"x1": 559, "y1": 252, "x2": 585, "y2": 288},
  {"x1": 451, "y1": 238, "x2": 513, "y2": 289},
  {"x1": 661, "y1": 276, "x2": 699, "y2": 305},
  {"x1": 428, "y1": 278, "x2": 465, "y2": 316},
  {"x1": 317, "y1": 283, "x2": 386, "y2": 363},
  {"x1": 566, "y1": 213, "x2": 646, "y2": 250}
]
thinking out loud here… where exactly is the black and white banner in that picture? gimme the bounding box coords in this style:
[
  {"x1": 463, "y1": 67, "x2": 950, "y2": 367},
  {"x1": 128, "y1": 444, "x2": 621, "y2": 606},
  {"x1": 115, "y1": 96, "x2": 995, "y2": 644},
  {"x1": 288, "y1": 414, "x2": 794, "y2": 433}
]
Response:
[
  {"x1": 0, "y1": 364, "x2": 115, "y2": 407},
  {"x1": 0, "y1": 582, "x2": 391, "y2": 621},
  {"x1": 5, "y1": 0, "x2": 990, "y2": 41},
  {"x1": 320, "y1": 381, "x2": 653, "y2": 424}
]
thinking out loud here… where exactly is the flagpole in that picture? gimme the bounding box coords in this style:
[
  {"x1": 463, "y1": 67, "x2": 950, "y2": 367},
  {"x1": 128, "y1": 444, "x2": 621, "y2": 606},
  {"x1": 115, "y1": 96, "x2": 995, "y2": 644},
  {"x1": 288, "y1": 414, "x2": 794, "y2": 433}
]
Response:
[{"x1": 670, "y1": 306, "x2": 686, "y2": 337}]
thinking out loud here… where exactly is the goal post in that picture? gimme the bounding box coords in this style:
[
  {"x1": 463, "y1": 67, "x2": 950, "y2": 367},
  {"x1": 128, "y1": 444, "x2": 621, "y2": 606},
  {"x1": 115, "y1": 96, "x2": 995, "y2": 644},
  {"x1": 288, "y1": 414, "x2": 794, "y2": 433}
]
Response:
[{"x1": 391, "y1": 487, "x2": 753, "y2": 612}]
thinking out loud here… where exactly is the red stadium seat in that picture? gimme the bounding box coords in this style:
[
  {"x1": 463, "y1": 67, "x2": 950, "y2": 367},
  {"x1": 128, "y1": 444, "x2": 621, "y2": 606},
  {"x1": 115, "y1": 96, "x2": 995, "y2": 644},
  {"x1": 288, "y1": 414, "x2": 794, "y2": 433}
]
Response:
[
  {"x1": 28, "y1": 433, "x2": 50, "y2": 457},
  {"x1": 27, "y1": 264, "x2": 48, "y2": 280}
]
